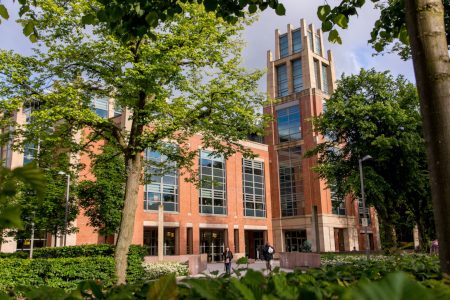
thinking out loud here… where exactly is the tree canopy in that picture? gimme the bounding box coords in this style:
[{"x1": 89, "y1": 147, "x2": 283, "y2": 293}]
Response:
[
  {"x1": 0, "y1": 0, "x2": 271, "y2": 283},
  {"x1": 304, "y1": 68, "x2": 433, "y2": 249}
]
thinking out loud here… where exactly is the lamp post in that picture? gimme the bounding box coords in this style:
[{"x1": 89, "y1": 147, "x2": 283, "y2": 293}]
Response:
[
  {"x1": 359, "y1": 155, "x2": 372, "y2": 261},
  {"x1": 58, "y1": 171, "x2": 70, "y2": 247}
]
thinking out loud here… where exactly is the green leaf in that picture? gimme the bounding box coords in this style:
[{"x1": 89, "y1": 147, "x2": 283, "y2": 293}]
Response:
[
  {"x1": 145, "y1": 11, "x2": 159, "y2": 27},
  {"x1": 0, "y1": 4, "x2": 10, "y2": 20},
  {"x1": 375, "y1": 42, "x2": 383, "y2": 52},
  {"x1": 239, "y1": 0, "x2": 247, "y2": 8},
  {"x1": 81, "y1": 14, "x2": 95, "y2": 25},
  {"x1": 29, "y1": 34, "x2": 37, "y2": 43},
  {"x1": 147, "y1": 273, "x2": 178, "y2": 300},
  {"x1": 23, "y1": 21, "x2": 34, "y2": 36},
  {"x1": 399, "y1": 26, "x2": 410, "y2": 45},
  {"x1": 336, "y1": 36, "x2": 342, "y2": 44},
  {"x1": 110, "y1": 5, "x2": 124, "y2": 21},
  {"x1": 0, "y1": 205, "x2": 23, "y2": 229},
  {"x1": 248, "y1": 4, "x2": 257, "y2": 13},
  {"x1": 328, "y1": 29, "x2": 339, "y2": 44},
  {"x1": 12, "y1": 164, "x2": 46, "y2": 202},
  {"x1": 355, "y1": 0, "x2": 366, "y2": 7},
  {"x1": 97, "y1": 10, "x2": 108, "y2": 22},
  {"x1": 18, "y1": 5, "x2": 29, "y2": 17},
  {"x1": 230, "y1": 278, "x2": 256, "y2": 300},
  {"x1": 203, "y1": 0, "x2": 218, "y2": 12},
  {"x1": 275, "y1": 3, "x2": 285, "y2": 16},
  {"x1": 333, "y1": 14, "x2": 348, "y2": 29},
  {"x1": 322, "y1": 20, "x2": 333, "y2": 32},
  {"x1": 317, "y1": 5, "x2": 331, "y2": 22}
]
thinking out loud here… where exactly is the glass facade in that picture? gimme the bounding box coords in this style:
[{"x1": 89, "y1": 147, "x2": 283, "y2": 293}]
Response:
[
  {"x1": 143, "y1": 228, "x2": 176, "y2": 256},
  {"x1": 144, "y1": 148, "x2": 178, "y2": 212},
  {"x1": 16, "y1": 230, "x2": 47, "y2": 253},
  {"x1": 277, "y1": 106, "x2": 301, "y2": 143},
  {"x1": 199, "y1": 150, "x2": 227, "y2": 215},
  {"x1": 331, "y1": 188, "x2": 346, "y2": 216},
  {"x1": 243, "y1": 159, "x2": 266, "y2": 218},
  {"x1": 23, "y1": 143, "x2": 38, "y2": 165},
  {"x1": 278, "y1": 147, "x2": 304, "y2": 216},
  {"x1": 307, "y1": 31, "x2": 313, "y2": 50},
  {"x1": 292, "y1": 59, "x2": 303, "y2": 93},
  {"x1": 314, "y1": 60, "x2": 318, "y2": 88},
  {"x1": 322, "y1": 65, "x2": 328, "y2": 94},
  {"x1": 280, "y1": 35, "x2": 289, "y2": 58},
  {"x1": 114, "y1": 104, "x2": 122, "y2": 116},
  {"x1": 292, "y1": 30, "x2": 302, "y2": 53},
  {"x1": 200, "y1": 230, "x2": 224, "y2": 262},
  {"x1": 285, "y1": 230, "x2": 306, "y2": 252},
  {"x1": 91, "y1": 97, "x2": 108, "y2": 118},
  {"x1": 315, "y1": 36, "x2": 321, "y2": 55},
  {"x1": 277, "y1": 64, "x2": 288, "y2": 97}
]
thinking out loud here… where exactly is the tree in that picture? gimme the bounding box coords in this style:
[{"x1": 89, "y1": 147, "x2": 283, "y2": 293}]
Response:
[
  {"x1": 304, "y1": 68, "x2": 433, "y2": 250},
  {"x1": 78, "y1": 145, "x2": 125, "y2": 240},
  {"x1": 0, "y1": 1, "x2": 270, "y2": 284}
]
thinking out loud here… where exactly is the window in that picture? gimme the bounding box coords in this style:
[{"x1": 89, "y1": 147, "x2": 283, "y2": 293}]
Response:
[
  {"x1": 277, "y1": 64, "x2": 288, "y2": 98},
  {"x1": 16, "y1": 230, "x2": 47, "y2": 253},
  {"x1": 359, "y1": 199, "x2": 371, "y2": 225},
  {"x1": 278, "y1": 147, "x2": 304, "y2": 216},
  {"x1": 322, "y1": 65, "x2": 328, "y2": 94},
  {"x1": 285, "y1": 230, "x2": 306, "y2": 252},
  {"x1": 277, "y1": 106, "x2": 301, "y2": 143},
  {"x1": 331, "y1": 188, "x2": 346, "y2": 216},
  {"x1": 314, "y1": 60, "x2": 318, "y2": 89},
  {"x1": 91, "y1": 97, "x2": 108, "y2": 118},
  {"x1": 307, "y1": 31, "x2": 313, "y2": 50},
  {"x1": 23, "y1": 143, "x2": 38, "y2": 165},
  {"x1": 247, "y1": 133, "x2": 265, "y2": 144},
  {"x1": 280, "y1": 35, "x2": 289, "y2": 58},
  {"x1": 114, "y1": 103, "x2": 122, "y2": 116},
  {"x1": 143, "y1": 228, "x2": 176, "y2": 256},
  {"x1": 292, "y1": 59, "x2": 303, "y2": 93},
  {"x1": 144, "y1": 147, "x2": 178, "y2": 212},
  {"x1": 243, "y1": 159, "x2": 266, "y2": 218},
  {"x1": 199, "y1": 150, "x2": 227, "y2": 215},
  {"x1": 315, "y1": 36, "x2": 321, "y2": 55},
  {"x1": 292, "y1": 30, "x2": 302, "y2": 53}
]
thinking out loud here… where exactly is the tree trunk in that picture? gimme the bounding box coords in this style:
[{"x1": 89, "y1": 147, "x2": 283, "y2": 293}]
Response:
[
  {"x1": 417, "y1": 216, "x2": 427, "y2": 252},
  {"x1": 384, "y1": 221, "x2": 397, "y2": 250},
  {"x1": 114, "y1": 154, "x2": 142, "y2": 285},
  {"x1": 404, "y1": 0, "x2": 450, "y2": 274}
]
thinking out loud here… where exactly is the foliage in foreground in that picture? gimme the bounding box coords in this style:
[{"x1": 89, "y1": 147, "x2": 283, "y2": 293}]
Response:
[{"x1": 1, "y1": 268, "x2": 449, "y2": 300}]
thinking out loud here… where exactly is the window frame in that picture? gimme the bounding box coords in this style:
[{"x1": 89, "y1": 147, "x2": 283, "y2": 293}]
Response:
[
  {"x1": 292, "y1": 59, "x2": 303, "y2": 93},
  {"x1": 277, "y1": 106, "x2": 301, "y2": 143},
  {"x1": 277, "y1": 64, "x2": 288, "y2": 98},
  {"x1": 280, "y1": 35, "x2": 289, "y2": 58},
  {"x1": 278, "y1": 147, "x2": 304, "y2": 217},
  {"x1": 242, "y1": 159, "x2": 266, "y2": 218},
  {"x1": 292, "y1": 30, "x2": 302, "y2": 54}
]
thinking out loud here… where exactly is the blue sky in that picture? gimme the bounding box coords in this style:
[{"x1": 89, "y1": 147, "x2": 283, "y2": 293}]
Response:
[{"x1": 0, "y1": 0, "x2": 416, "y2": 93}]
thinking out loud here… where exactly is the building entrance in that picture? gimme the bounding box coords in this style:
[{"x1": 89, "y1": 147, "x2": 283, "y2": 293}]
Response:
[
  {"x1": 143, "y1": 228, "x2": 176, "y2": 256},
  {"x1": 284, "y1": 230, "x2": 306, "y2": 252},
  {"x1": 245, "y1": 230, "x2": 265, "y2": 259},
  {"x1": 200, "y1": 230, "x2": 224, "y2": 263}
]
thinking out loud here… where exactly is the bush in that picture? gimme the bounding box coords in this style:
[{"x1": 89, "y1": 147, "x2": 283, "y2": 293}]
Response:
[
  {"x1": 32, "y1": 244, "x2": 148, "y2": 285},
  {"x1": 142, "y1": 262, "x2": 189, "y2": 280},
  {"x1": 0, "y1": 257, "x2": 115, "y2": 292},
  {"x1": 0, "y1": 251, "x2": 28, "y2": 259}
]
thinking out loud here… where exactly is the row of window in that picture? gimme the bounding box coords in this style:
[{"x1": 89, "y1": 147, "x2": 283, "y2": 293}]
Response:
[
  {"x1": 280, "y1": 30, "x2": 321, "y2": 59},
  {"x1": 143, "y1": 150, "x2": 267, "y2": 217},
  {"x1": 90, "y1": 97, "x2": 122, "y2": 118},
  {"x1": 276, "y1": 59, "x2": 328, "y2": 98}
]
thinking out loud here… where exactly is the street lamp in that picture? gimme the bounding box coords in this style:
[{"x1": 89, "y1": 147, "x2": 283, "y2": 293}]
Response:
[
  {"x1": 58, "y1": 171, "x2": 70, "y2": 247},
  {"x1": 359, "y1": 155, "x2": 372, "y2": 261}
]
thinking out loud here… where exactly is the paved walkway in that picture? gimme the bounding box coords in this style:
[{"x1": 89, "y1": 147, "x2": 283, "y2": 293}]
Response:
[{"x1": 188, "y1": 260, "x2": 295, "y2": 278}]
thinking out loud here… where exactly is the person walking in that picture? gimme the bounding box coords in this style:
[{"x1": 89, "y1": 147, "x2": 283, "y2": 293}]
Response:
[
  {"x1": 222, "y1": 246, "x2": 233, "y2": 275},
  {"x1": 262, "y1": 241, "x2": 275, "y2": 273}
]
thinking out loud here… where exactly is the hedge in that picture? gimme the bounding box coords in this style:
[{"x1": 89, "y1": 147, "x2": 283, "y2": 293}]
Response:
[
  {"x1": 0, "y1": 251, "x2": 28, "y2": 259},
  {"x1": 0, "y1": 257, "x2": 116, "y2": 292}
]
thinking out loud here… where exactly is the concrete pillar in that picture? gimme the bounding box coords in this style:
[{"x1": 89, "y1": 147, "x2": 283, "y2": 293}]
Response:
[
  {"x1": 158, "y1": 205, "x2": 164, "y2": 261},
  {"x1": 175, "y1": 227, "x2": 180, "y2": 255},
  {"x1": 287, "y1": 24, "x2": 293, "y2": 56},
  {"x1": 414, "y1": 225, "x2": 420, "y2": 250},
  {"x1": 286, "y1": 59, "x2": 293, "y2": 94},
  {"x1": 267, "y1": 51, "x2": 275, "y2": 99},
  {"x1": 318, "y1": 29, "x2": 325, "y2": 57},
  {"x1": 311, "y1": 206, "x2": 320, "y2": 253},
  {"x1": 275, "y1": 29, "x2": 281, "y2": 60}
]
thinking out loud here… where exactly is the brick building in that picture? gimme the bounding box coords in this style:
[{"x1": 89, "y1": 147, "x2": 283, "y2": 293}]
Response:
[
  {"x1": 1, "y1": 18, "x2": 381, "y2": 258},
  {"x1": 264, "y1": 19, "x2": 380, "y2": 254}
]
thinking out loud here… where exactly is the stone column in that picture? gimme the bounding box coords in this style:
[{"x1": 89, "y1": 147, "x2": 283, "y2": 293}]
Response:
[
  {"x1": 311, "y1": 206, "x2": 321, "y2": 253},
  {"x1": 414, "y1": 225, "x2": 420, "y2": 250},
  {"x1": 158, "y1": 205, "x2": 164, "y2": 261}
]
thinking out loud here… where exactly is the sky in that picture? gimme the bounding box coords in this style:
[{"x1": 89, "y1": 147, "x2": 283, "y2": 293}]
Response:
[{"x1": 0, "y1": 0, "x2": 416, "y2": 93}]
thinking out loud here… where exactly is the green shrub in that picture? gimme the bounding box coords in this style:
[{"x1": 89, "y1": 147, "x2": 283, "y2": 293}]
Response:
[
  {"x1": 142, "y1": 262, "x2": 189, "y2": 280},
  {"x1": 0, "y1": 257, "x2": 115, "y2": 292},
  {"x1": 0, "y1": 251, "x2": 28, "y2": 259},
  {"x1": 32, "y1": 244, "x2": 148, "y2": 285}
]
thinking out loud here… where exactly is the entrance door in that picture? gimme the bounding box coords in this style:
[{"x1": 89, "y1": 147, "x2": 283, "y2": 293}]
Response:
[
  {"x1": 200, "y1": 230, "x2": 224, "y2": 262},
  {"x1": 254, "y1": 239, "x2": 263, "y2": 259}
]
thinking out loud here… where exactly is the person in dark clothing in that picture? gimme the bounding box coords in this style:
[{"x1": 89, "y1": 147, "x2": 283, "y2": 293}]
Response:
[
  {"x1": 222, "y1": 246, "x2": 233, "y2": 275},
  {"x1": 262, "y1": 241, "x2": 275, "y2": 272}
]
